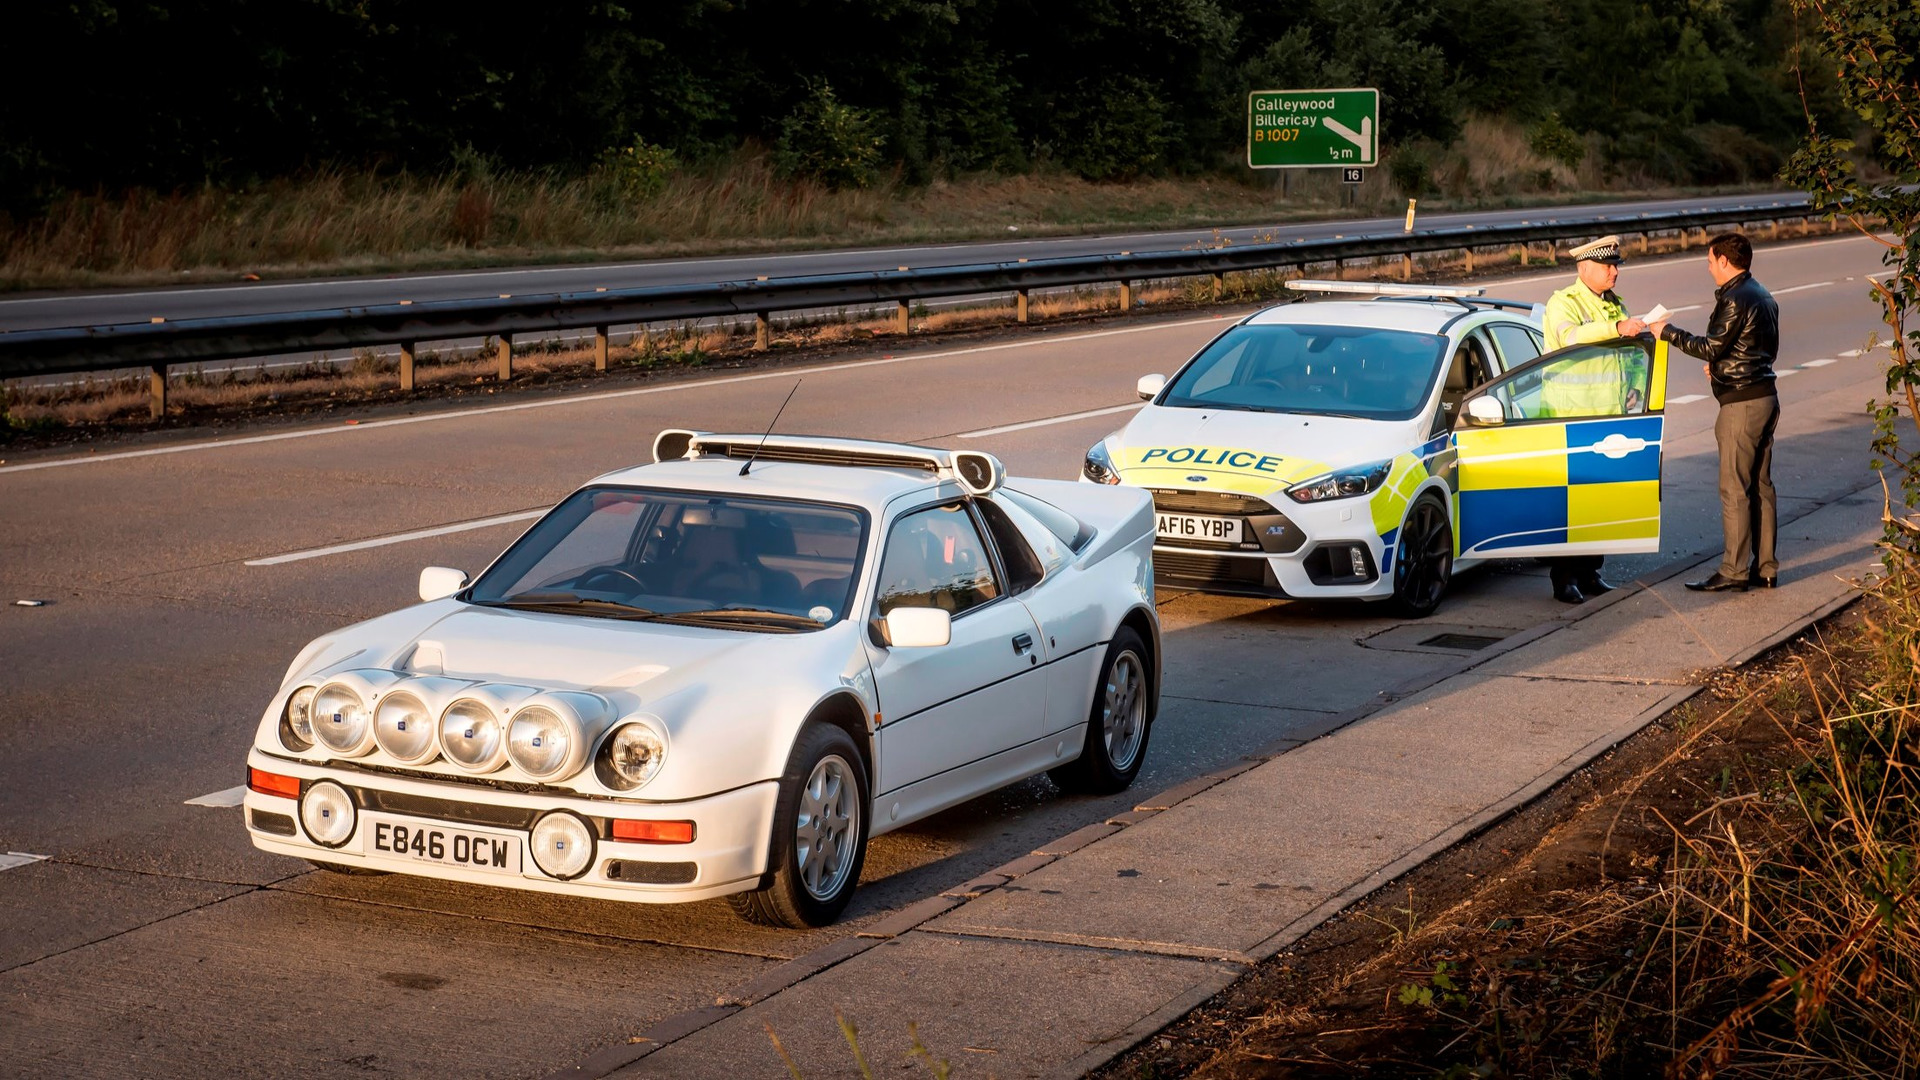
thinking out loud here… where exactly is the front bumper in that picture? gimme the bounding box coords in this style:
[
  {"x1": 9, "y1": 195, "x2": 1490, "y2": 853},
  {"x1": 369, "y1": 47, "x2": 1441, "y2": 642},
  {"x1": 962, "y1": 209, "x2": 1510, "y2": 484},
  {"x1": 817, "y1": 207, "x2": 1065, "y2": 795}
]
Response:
[
  {"x1": 244, "y1": 750, "x2": 778, "y2": 903},
  {"x1": 1148, "y1": 488, "x2": 1396, "y2": 600}
]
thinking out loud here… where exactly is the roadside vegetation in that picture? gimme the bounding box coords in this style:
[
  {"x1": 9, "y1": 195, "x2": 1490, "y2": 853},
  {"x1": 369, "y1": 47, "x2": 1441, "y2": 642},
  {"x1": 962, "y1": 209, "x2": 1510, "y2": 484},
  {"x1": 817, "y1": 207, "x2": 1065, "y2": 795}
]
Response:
[{"x1": 0, "y1": 1, "x2": 1845, "y2": 288}]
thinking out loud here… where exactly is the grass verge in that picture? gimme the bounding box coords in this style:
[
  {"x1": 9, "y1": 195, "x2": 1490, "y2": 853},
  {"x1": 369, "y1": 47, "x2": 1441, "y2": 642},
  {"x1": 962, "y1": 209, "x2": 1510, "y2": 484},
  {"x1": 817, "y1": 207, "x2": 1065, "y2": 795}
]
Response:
[{"x1": 1099, "y1": 551, "x2": 1920, "y2": 1077}]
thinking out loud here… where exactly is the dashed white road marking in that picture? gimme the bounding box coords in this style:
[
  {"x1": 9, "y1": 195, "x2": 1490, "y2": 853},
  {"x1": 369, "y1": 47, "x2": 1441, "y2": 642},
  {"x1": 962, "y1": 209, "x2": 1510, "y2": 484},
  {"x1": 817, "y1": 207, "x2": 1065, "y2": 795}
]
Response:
[
  {"x1": 185, "y1": 786, "x2": 248, "y2": 807},
  {"x1": 957, "y1": 403, "x2": 1144, "y2": 439},
  {"x1": 1, "y1": 852, "x2": 50, "y2": 871},
  {"x1": 1773, "y1": 281, "x2": 1834, "y2": 295},
  {"x1": 247, "y1": 508, "x2": 547, "y2": 566},
  {"x1": 1668, "y1": 394, "x2": 1709, "y2": 405},
  {"x1": 1839, "y1": 348, "x2": 1865, "y2": 357},
  {"x1": 1, "y1": 316, "x2": 1234, "y2": 477},
  {"x1": 1801, "y1": 358, "x2": 1837, "y2": 368},
  {"x1": 1776, "y1": 369, "x2": 1801, "y2": 377}
]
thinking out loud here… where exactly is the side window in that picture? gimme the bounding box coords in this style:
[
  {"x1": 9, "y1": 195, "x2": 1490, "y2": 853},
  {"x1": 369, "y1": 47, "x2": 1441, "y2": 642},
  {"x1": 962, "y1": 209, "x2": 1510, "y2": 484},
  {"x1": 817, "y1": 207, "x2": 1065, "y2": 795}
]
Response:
[
  {"x1": 973, "y1": 498, "x2": 1045, "y2": 594},
  {"x1": 1488, "y1": 322, "x2": 1542, "y2": 372},
  {"x1": 1484, "y1": 343, "x2": 1652, "y2": 422},
  {"x1": 875, "y1": 504, "x2": 1002, "y2": 617}
]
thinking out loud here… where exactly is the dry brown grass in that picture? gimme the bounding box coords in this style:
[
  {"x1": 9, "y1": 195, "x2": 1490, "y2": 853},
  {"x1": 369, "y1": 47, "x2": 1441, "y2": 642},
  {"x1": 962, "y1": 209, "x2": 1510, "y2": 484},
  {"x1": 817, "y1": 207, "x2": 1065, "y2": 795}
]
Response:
[{"x1": 0, "y1": 121, "x2": 1776, "y2": 291}]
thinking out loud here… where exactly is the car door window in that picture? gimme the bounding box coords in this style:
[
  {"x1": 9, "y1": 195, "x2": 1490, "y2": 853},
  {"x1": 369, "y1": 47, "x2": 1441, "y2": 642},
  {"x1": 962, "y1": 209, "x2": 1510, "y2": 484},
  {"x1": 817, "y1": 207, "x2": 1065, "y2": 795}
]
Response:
[
  {"x1": 1482, "y1": 341, "x2": 1653, "y2": 422},
  {"x1": 1487, "y1": 322, "x2": 1542, "y2": 373},
  {"x1": 972, "y1": 498, "x2": 1045, "y2": 594},
  {"x1": 876, "y1": 504, "x2": 1002, "y2": 616},
  {"x1": 1434, "y1": 331, "x2": 1498, "y2": 435}
]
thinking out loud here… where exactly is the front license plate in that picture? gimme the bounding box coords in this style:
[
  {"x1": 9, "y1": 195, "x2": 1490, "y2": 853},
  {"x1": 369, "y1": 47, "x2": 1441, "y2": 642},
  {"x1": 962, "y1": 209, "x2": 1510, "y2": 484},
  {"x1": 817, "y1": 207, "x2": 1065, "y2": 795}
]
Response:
[
  {"x1": 1156, "y1": 512, "x2": 1242, "y2": 542},
  {"x1": 363, "y1": 813, "x2": 522, "y2": 874}
]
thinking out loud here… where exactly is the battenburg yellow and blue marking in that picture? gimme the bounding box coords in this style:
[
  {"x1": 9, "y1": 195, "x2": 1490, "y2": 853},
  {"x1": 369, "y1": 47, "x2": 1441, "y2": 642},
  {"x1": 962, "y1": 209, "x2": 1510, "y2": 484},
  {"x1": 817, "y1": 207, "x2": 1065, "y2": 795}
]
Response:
[{"x1": 1454, "y1": 415, "x2": 1663, "y2": 554}]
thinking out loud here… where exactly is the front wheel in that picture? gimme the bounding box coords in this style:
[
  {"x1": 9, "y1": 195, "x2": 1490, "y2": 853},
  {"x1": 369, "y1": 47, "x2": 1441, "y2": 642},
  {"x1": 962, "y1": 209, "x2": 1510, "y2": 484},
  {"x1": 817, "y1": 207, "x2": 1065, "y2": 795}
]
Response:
[
  {"x1": 1389, "y1": 495, "x2": 1453, "y2": 618},
  {"x1": 1050, "y1": 627, "x2": 1155, "y2": 795},
  {"x1": 729, "y1": 724, "x2": 869, "y2": 928}
]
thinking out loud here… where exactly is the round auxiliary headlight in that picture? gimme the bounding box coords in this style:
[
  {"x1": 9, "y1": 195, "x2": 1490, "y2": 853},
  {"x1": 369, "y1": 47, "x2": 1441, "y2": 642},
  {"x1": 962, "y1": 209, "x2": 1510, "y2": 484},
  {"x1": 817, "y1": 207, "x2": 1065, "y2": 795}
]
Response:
[
  {"x1": 440, "y1": 699, "x2": 507, "y2": 772},
  {"x1": 529, "y1": 811, "x2": 595, "y2": 879},
  {"x1": 312, "y1": 683, "x2": 374, "y2": 755},
  {"x1": 374, "y1": 691, "x2": 437, "y2": 764},
  {"x1": 300, "y1": 780, "x2": 356, "y2": 848},
  {"x1": 280, "y1": 685, "x2": 318, "y2": 751},
  {"x1": 597, "y1": 723, "x2": 666, "y2": 791},
  {"x1": 507, "y1": 705, "x2": 577, "y2": 780}
]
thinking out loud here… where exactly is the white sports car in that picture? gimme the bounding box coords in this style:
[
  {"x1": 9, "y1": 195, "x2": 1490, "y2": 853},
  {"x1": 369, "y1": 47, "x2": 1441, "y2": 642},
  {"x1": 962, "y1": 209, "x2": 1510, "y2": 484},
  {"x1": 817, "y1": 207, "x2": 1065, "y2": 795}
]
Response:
[{"x1": 244, "y1": 433, "x2": 1159, "y2": 927}]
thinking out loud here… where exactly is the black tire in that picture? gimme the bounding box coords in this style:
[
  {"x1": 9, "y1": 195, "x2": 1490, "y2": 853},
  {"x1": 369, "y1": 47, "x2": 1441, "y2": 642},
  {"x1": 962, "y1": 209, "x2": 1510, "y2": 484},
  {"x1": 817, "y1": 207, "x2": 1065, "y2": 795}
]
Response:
[
  {"x1": 728, "y1": 724, "x2": 870, "y2": 928},
  {"x1": 1050, "y1": 627, "x2": 1155, "y2": 796},
  {"x1": 306, "y1": 860, "x2": 387, "y2": 876},
  {"x1": 1389, "y1": 495, "x2": 1453, "y2": 618}
]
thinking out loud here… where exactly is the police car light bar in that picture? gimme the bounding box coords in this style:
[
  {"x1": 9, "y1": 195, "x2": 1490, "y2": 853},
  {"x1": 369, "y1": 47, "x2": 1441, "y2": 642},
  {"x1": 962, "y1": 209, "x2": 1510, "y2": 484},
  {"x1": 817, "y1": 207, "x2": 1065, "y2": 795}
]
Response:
[{"x1": 1284, "y1": 280, "x2": 1487, "y2": 298}]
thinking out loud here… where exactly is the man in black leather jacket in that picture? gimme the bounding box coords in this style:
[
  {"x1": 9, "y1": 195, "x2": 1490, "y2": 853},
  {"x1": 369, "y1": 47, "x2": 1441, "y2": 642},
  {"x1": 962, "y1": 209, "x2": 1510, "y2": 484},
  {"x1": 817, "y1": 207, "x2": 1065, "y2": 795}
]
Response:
[{"x1": 1651, "y1": 233, "x2": 1780, "y2": 592}]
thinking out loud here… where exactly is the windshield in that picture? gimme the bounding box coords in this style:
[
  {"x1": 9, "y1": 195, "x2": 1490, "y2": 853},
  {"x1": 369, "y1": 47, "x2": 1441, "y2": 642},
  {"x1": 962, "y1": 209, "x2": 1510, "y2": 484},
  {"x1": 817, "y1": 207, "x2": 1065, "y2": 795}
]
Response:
[
  {"x1": 466, "y1": 488, "x2": 868, "y2": 631},
  {"x1": 1160, "y1": 323, "x2": 1448, "y2": 420}
]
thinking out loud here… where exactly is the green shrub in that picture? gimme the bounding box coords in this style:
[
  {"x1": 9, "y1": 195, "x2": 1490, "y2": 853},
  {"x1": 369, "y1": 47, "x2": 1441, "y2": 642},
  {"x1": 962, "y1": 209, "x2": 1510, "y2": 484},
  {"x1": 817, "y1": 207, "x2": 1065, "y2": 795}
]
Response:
[
  {"x1": 1528, "y1": 111, "x2": 1585, "y2": 170},
  {"x1": 773, "y1": 85, "x2": 886, "y2": 190},
  {"x1": 1389, "y1": 148, "x2": 1433, "y2": 197},
  {"x1": 599, "y1": 138, "x2": 678, "y2": 201},
  {"x1": 1051, "y1": 76, "x2": 1171, "y2": 182}
]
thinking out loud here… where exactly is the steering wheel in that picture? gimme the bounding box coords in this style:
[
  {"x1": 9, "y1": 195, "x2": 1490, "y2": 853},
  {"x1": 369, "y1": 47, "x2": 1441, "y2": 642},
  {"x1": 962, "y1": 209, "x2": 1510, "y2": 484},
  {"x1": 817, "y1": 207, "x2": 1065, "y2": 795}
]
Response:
[
  {"x1": 1247, "y1": 376, "x2": 1289, "y2": 393},
  {"x1": 575, "y1": 566, "x2": 646, "y2": 592}
]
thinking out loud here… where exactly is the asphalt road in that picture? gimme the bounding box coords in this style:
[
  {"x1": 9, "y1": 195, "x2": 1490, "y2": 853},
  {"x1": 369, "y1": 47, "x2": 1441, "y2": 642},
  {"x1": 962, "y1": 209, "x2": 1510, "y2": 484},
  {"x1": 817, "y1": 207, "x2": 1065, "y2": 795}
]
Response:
[
  {"x1": 0, "y1": 232, "x2": 1888, "y2": 1078},
  {"x1": 0, "y1": 191, "x2": 1807, "y2": 333}
]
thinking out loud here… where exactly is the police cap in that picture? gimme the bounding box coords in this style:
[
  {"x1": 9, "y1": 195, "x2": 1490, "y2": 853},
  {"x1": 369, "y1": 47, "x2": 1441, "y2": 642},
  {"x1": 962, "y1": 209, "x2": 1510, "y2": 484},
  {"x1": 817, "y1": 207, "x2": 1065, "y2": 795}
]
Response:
[{"x1": 1568, "y1": 235, "x2": 1624, "y2": 265}]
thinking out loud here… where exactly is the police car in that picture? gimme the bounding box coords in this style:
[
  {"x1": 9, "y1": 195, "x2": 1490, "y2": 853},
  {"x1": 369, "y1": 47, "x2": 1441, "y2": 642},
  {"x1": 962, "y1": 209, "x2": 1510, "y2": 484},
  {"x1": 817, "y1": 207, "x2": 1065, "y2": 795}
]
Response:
[{"x1": 1083, "y1": 281, "x2": 1670, "y2": 615}]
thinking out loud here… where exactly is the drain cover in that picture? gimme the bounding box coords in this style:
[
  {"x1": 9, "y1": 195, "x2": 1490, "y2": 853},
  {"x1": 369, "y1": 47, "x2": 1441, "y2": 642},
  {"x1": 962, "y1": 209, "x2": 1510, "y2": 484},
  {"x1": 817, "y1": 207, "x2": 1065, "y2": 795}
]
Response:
[{"x1": 1419, "y1": 632, "x2": 1505, "y2": 651}]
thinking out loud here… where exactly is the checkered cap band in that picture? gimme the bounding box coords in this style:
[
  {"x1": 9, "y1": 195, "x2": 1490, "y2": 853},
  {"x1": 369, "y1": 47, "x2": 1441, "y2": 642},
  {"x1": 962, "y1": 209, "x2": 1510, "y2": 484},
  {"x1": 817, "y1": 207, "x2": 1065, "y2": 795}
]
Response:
[{"x1": 1569, "y1": 235, "x2": 1623, "y2": 263}]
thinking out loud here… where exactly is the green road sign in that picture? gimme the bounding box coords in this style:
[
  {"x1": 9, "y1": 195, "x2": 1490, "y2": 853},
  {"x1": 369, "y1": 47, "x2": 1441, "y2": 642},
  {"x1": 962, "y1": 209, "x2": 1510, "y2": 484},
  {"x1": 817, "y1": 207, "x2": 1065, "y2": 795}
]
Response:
[{"x1": 1247, "y1": 88, "x2": 1378, "y2": 168}]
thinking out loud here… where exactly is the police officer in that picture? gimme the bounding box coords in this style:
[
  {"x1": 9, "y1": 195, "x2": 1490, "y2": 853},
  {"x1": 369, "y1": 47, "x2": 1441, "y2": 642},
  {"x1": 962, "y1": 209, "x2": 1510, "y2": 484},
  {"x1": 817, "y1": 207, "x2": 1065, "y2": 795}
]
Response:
[{"x1": 1539, "y1": 235, "x2": 1648, "y2": 604}]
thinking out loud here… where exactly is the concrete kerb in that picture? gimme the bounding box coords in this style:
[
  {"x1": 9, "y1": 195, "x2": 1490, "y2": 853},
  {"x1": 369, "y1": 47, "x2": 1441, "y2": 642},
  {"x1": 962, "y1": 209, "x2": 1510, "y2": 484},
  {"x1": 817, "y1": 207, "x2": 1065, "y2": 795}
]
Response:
[{"x1": 549, "y1": 478, "x2": 1882, "y2": 1080}]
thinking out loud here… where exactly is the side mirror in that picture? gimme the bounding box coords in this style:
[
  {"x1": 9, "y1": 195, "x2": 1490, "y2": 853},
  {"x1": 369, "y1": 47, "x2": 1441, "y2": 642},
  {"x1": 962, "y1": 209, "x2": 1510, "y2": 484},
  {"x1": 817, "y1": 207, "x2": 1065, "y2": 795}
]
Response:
[
  {"x1": 419, "y1": 566, "x2": 469, "y2": 602},
  {"x1": 882, "y1": 606, "x2": 952, "y2": 648},
  {"x1": 1136, "y1": 373, "x2": 1166, "y2": 401},
  {"x1": 1463, "y1": 396, "x2": 1505, "y2": 427}
]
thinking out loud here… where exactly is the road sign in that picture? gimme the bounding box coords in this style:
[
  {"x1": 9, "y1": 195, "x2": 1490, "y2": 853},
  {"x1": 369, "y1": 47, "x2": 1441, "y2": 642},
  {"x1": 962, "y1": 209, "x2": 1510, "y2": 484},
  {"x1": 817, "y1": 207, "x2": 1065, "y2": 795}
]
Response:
[
  {"x1": 1342, "y1": 167, "x2": 1364, "y2": 184},
  {"x1": 1248, "y1": 88, "x2": 1378, "y2": 169}
]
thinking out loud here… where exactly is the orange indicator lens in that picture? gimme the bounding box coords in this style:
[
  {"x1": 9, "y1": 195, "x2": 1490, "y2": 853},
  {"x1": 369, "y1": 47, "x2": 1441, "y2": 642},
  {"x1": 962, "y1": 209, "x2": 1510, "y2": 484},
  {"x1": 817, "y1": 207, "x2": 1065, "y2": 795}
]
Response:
[
  {"x1": 611, "y1": 819, "x2": 696, "y2": 844},
  {"x1": 248, "y1": 767, "x2": 301, "y2": 800}
]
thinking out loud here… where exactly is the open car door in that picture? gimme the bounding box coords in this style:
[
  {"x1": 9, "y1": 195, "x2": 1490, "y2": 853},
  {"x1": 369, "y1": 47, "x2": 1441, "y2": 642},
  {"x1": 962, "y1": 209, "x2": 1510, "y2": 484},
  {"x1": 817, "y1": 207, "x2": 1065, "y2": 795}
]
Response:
[{"x1": 1452, "y1": 336, "x2": 1668, "y2": 560}]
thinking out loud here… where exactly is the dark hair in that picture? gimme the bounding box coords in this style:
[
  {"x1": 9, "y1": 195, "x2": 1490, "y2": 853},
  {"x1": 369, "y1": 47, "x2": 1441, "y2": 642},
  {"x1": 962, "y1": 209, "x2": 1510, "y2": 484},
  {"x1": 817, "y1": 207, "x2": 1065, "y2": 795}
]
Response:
[{"x1": 1708, "y1": 232, "x2": 1752, "y2": 270}]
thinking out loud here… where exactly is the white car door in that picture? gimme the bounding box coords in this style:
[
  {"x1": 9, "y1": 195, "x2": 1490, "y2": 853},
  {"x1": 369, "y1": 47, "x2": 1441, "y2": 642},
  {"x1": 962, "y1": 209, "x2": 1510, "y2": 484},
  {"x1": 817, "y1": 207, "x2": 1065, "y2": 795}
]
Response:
[{"x1": 864, "y1": 501, "x2": 1048, "y2": 823}]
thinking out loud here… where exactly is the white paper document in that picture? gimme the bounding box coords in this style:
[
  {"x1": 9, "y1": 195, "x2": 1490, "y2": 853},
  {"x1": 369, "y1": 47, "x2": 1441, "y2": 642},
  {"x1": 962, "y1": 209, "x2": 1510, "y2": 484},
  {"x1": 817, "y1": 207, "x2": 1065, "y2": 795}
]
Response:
[{"x1": 1640, "y1": 303, "x2": 1672, "y2": 323}]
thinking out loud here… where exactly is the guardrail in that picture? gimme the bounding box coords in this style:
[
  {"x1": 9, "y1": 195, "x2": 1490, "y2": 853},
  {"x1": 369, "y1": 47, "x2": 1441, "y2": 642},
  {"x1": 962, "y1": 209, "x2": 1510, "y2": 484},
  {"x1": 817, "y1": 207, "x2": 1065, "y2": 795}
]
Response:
[{"x1": 0, "y1": 197, "x2": 1822, "y2": 418}]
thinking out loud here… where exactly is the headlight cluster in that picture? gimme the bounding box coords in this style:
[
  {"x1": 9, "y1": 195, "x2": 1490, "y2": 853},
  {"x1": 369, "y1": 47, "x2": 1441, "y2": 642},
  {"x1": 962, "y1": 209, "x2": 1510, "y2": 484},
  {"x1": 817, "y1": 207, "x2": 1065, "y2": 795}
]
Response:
[
  {"x1": 1287, "y1": 460, "x2": 1394, "y2": 504},
  {"x1": 276, "y1": 676, "x2": 661, "y2": 790},
  {"x1": 1082, "y1": 437, "x2": 1122, "y2": 485}
]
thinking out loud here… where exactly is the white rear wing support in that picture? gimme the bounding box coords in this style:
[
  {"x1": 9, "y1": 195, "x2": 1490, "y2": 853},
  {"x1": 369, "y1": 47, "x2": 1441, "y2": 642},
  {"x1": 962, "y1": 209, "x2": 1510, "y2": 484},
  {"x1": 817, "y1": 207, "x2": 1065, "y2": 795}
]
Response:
[{"x1": 652, "y1": 429, "x2": 1004, "y2": 495}]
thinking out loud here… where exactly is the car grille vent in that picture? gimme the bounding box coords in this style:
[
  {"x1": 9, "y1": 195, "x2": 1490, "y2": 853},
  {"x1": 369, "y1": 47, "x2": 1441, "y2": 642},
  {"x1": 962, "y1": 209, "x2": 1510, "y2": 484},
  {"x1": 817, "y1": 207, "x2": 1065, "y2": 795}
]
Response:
[
  {"x1": 1149, "y1": 488, "x2": 1277, "y2": 514},
  {"x1": 697, "y1": 442, "x2": 937, "y2": 473},
  {"x1": 1153, "y1": 550, "x2": 1270, "y2": 586},
  {"x1": 249, "y1": 809, "x2": 296, "y2": 836},
  {"x1": 605, "y1": 860, "x2": 699, "y2": 885},
  {"x1": 359, "y1": 788, "x2": 541, "y2": 831}
]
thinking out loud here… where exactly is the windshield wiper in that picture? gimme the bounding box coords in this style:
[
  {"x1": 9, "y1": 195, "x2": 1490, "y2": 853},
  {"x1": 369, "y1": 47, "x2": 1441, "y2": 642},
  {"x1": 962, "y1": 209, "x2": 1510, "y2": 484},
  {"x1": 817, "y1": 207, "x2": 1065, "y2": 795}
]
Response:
[
  {"x1": 654, "y1": 607, "x2": 827, "y2": 631},
  {"x1": 486, "y1": 590, "x2": 661, "y2": 620}
]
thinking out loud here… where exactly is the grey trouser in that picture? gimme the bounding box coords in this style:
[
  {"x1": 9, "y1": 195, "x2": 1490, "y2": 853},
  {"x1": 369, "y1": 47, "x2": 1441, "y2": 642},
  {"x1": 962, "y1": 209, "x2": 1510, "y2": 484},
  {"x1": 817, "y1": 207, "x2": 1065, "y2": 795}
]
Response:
[{"x1": 1715, "y1": 394, "x2": 1779, "y2": 579}]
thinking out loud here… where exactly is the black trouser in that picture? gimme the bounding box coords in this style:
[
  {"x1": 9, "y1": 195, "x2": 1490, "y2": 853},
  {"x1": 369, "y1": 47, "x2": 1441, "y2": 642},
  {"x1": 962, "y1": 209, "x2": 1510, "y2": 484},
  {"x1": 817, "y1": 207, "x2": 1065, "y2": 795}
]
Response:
[
  {"x1": 1548, "y1": 555, "x2": 1603, "y2": 589},
  {"x1": 1716, "y1": 394, "x2": 1780, "y2": 579}
]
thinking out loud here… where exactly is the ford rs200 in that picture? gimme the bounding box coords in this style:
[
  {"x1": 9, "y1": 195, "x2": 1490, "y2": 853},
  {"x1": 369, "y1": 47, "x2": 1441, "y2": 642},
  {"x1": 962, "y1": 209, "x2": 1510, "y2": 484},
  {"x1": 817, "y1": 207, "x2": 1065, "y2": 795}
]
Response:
[
  {"x1": 245, "y1": 434, "x2": 1159, "y2": 927},
  {"x1": 1083, "y1": 281, "x2": 1670, "y2": 616}
]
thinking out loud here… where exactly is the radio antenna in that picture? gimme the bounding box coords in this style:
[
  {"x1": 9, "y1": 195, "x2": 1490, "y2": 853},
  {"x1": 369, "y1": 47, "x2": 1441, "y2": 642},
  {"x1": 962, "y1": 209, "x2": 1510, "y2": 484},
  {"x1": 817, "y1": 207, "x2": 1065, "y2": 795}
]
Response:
[{"x1": 740, "y1": 380, "x2": 801, "y2": 476}]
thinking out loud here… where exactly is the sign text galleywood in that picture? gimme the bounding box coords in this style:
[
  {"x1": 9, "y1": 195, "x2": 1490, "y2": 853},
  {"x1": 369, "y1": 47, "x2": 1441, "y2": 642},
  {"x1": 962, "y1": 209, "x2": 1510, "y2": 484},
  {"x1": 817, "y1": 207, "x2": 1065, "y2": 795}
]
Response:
[{"x1": 1247, "y1": 88, "x2": 1379, "y2": 169}]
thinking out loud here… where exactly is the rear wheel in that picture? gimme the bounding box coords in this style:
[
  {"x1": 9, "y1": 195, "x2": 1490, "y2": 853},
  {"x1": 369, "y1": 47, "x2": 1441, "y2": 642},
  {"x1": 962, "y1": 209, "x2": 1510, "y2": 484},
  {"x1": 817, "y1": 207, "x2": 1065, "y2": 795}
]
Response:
[
  {"x1": 1050, "y1": 627, "x2": 1155, "y2": 795},
  {"x1": 729, "y1": 724, "x2": 869, "y2": 928},
  {"x1": 1389, "y1": 495, "x2": 1453, "y2": 618}
]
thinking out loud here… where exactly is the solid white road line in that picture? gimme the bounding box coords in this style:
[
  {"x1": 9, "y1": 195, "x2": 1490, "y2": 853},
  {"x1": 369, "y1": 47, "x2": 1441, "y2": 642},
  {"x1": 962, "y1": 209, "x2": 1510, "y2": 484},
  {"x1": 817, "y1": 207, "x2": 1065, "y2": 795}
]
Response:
[
  {"x1": 1773, "y1": 281, "x2": 1834, "y2": 295},
  {"x1": 184, "y1": 786, "x2": 248, "y2": 807},
  {"x1": 0, "y1": 852, "x2": 50, "y2": 872},
  {"x1": 957, "y1": 403, "x2": 1144, "y2": 439},
  {"x1": 247, "y1": 508, "x2": 546, "y2": 566},
  {"x1": 1, "y1": 315, "x2": 1236, "y2": 477},
  {"x1": 1801, "y1": 358, "x2": 1837, "y2": 368},
  {"x1": 1668, "y1": 394, "x2": 1709, "y2": 405}
]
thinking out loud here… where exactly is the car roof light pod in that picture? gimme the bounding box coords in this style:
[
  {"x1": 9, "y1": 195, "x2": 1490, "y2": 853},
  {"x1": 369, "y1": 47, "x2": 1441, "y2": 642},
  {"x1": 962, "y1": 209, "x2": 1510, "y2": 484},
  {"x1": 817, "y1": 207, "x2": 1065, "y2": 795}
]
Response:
[
  {"x1": 311, "y1": 669, "x2": 403, "y2": 757},
  {"x1": 437, "y1": 683, "x2": 540, "y2": 774},
  {"x1": 506, "y1": 691, "x2": 610, "y2": 782}
]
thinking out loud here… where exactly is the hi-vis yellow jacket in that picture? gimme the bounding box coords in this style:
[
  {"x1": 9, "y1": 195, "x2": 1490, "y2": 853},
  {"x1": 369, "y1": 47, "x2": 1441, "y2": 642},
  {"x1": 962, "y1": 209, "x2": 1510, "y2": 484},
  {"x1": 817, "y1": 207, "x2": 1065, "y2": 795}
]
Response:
[{"x1": 1541, "y1": 281, "x2": 1632, "y2": 417}]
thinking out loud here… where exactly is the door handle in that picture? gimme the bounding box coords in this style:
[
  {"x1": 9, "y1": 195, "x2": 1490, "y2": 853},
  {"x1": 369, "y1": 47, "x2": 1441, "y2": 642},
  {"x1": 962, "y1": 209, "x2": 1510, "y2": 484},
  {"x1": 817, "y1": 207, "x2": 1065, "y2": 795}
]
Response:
[{"x1": 1011, "y1": 633, "x2": 1034, "y2": 655}]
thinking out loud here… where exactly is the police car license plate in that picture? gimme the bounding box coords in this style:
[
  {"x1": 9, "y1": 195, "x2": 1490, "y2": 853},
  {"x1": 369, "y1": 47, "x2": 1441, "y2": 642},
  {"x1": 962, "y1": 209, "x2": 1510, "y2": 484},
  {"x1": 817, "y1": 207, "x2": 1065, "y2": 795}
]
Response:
[
  {"x1": 363, "y1": 813, "x2": 522, "y2": 874},
  {"x1": 1156, "y1": 512, "x2": 1242, "y2": 542}
]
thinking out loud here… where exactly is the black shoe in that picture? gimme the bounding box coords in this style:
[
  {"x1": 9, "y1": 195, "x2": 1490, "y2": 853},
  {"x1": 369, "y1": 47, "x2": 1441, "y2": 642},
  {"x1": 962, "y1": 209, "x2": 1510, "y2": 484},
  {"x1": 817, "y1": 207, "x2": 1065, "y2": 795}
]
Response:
[
  {"x1": 1553, "y1": 580, "x2": 1587, "y2": 604},
  {"x1": 1685, "y1": 572, "x2": 1749, "y2": 593},
  {"x1": 1748, "y1": 572, "x2": 1778, "y2": 588},
  {"x1": 1578, "y1": 574, "x2": 1615, "y2": 596}
]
